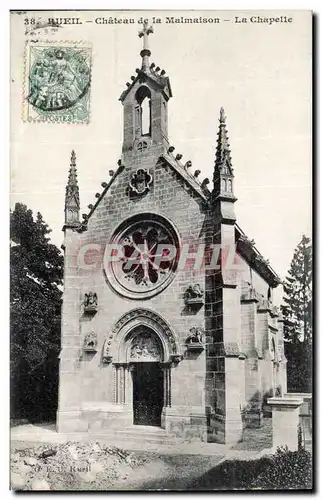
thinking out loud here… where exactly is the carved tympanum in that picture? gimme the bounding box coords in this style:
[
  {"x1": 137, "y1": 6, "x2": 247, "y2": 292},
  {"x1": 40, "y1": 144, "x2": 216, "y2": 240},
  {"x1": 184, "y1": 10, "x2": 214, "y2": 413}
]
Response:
[{"x1": 130, "y1": 331, "x2": 162, "y2": 362}]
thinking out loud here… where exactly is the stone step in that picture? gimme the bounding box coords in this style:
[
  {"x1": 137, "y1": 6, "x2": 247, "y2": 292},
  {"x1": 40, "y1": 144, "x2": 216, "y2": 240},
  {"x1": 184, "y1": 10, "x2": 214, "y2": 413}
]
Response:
[{"x1": 95, "y1": 427, "x2": 183, "y2": 445}]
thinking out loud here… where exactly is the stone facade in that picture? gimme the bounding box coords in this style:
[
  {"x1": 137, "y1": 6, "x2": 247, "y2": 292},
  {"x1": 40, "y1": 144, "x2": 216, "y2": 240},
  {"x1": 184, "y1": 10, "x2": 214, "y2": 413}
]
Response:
[{"x1": 57, "y1": 24, "x2": 287, "y2": 444}]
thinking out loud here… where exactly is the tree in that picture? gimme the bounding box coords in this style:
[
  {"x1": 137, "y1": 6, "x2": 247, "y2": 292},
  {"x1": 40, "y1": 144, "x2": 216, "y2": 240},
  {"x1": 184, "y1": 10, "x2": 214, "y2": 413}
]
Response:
[
  {"x1": 10, "y1": 203, "x2": 64, "y2": 421},
  {"x1": 281, "y1": 235, "x2": 312, "y2": 392}
]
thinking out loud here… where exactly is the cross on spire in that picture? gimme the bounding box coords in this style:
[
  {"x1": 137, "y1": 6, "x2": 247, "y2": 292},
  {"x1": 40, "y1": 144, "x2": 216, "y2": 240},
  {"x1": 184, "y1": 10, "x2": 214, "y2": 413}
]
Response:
[
  {"x1": 138, "y1": 21, "x2": 153, "y2": 51},
  {"x1": 138, "y1": 21, "x2": 153, "y2": 70}
]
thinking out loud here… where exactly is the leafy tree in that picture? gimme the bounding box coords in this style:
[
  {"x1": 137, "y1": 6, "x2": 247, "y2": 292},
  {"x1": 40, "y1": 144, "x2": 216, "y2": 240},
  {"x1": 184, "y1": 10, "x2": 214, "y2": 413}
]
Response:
[
  {"x1": 281, "y1": 235, "x2": 312, "y2": 392},
  {"x1": 10, "y1": 203, "x2": 63, "y2": 421}
]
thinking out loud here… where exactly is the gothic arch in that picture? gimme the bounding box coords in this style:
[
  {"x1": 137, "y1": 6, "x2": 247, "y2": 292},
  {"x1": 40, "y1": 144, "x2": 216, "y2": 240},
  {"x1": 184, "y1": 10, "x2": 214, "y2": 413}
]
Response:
[{"x1": 108, "y1": 308, "x2": 181, "y2": 364}]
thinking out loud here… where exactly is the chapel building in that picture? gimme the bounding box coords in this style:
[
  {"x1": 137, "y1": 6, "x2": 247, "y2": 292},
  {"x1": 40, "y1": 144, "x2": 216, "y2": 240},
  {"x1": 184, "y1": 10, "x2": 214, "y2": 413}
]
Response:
[{"x1": 58, "y1": 24, "x2": 287, "y2": 444}]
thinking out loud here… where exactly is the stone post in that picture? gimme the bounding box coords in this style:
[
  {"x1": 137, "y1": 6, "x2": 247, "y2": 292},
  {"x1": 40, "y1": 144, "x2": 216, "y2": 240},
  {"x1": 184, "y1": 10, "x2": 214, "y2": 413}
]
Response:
[{"x1": 268, "y1": 396, "x2": 303, "y2": 451}]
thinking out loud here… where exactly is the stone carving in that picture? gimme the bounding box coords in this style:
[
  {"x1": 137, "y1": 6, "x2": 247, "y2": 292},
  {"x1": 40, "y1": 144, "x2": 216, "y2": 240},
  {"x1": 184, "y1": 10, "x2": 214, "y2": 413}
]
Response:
[
  {"x1": 275, "y1": 385, "x2": 282, "y2": 397},
  {"x1": 83, "y1": 331, "x2": 98, "y2": 352},
  {"x1": 129, "y1": 168, "x2": 152, "y2": 195},
  {"x1": 187, "y1": 327, "x2": 204, "y2": 344},
  {"x1": 130, "y1": 332, "x2": 162, "y2": 362},
  {"x1": 84, "y1": 292, "x2": 98, "y2": 313},
  {"x1": 112, "y1": 308, "x2": 179, "y2": 356},
  {"x1": 224, "y1": 342, "x2": 240, "y2": 357},
  {"x1": 186, "y1": 327, "x2": 204, "y2": 352},
  {"x1": 185, "y1": 284, "x2": 204, "y2": 306},
  {"x1": 258, "y1": 296, "x2": 271, "y2": 312},
  {"x1": 240, "y1": 283, "x2": 262, "y2": 303},
  {"x1": 102, "y1": 338, "x2": 113, "y2": 363},
  {"x1": 170, "y1": 353, "x2": 183, "y2": 364}
]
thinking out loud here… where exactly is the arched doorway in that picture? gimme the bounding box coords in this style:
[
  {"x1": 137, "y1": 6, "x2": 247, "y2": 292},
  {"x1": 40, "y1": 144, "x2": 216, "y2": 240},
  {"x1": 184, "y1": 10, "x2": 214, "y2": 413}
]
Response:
[
  {"x1": 109, "y1": 308, "x2": 182, "y2": 428},
  {"x1": 128, "y1": 327, "x2": 164, "y2": 426}
]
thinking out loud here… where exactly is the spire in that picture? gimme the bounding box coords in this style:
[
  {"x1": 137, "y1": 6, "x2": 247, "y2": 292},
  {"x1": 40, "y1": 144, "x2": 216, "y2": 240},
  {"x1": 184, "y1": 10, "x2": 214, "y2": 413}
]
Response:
[
  {"x1": 64, "y1": 150, "x2": 80, "y2": 227},
  {"x1": 213, "y1": 108, "x2": 237, "y2": 203},
  {"x1": 215, "y1": 107, "x2": 234, "y2": 174},
  {"x1": 138, "y1": 20, "x2": 153, "y2": 71}
]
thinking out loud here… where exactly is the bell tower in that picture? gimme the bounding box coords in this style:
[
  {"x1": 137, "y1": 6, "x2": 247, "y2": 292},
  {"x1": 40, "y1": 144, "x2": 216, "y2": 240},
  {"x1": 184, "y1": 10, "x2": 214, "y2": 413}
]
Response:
[{"x1": 119, "y1": 22, "x2": 172, "y2": 163}]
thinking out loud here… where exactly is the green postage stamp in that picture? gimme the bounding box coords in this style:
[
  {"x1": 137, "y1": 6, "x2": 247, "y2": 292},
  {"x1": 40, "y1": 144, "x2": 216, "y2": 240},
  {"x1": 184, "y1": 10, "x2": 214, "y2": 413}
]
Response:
[{"x1": 23, "y1": 41, "x2": 92, "y2": 123}]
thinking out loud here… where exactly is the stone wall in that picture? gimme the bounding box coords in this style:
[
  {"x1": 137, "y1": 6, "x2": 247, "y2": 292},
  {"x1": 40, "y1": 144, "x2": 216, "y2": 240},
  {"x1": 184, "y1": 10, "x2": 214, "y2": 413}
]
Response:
[{"x1": 58, "y1": 154, "x2": 210, "y2": 440}]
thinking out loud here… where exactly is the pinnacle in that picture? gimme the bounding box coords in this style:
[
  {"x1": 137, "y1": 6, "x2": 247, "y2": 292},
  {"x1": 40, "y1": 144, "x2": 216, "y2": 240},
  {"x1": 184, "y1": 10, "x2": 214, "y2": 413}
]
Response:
[
  {"x1": 67, "y1": 150, "x2": 78, "y2": 187},
  {"x1": 65, "y1": 150, "x2": 80, "y2": 210},
  {"x1": 215, "y1": 107, "x2": 233, "y2": 172}
]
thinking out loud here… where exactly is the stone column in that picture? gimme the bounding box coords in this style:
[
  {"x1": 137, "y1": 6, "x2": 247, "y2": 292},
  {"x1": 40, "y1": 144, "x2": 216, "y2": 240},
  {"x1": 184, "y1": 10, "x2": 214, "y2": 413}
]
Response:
[
  {"x1": 161, "y1": 363, "x2": 171, "y2": 430},
  {"x1": 268, "y1": 396, "x2": 303, "y2": 451},
  {"x1": 115, "y1": 363, "x2": 126, "y2": 404}
]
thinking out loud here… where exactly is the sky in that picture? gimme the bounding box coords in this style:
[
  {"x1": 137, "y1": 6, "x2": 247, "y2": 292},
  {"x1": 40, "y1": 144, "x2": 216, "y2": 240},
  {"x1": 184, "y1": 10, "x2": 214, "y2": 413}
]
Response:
[{"x1": 10, "y1": 10, "x2": 312, "y2": 300}]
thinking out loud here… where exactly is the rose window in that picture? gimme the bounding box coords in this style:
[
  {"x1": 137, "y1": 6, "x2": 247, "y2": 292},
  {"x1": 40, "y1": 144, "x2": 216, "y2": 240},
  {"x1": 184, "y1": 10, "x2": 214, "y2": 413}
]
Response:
[{"x1": 106, "y1": 215, "x2": 179, "y2": 299}]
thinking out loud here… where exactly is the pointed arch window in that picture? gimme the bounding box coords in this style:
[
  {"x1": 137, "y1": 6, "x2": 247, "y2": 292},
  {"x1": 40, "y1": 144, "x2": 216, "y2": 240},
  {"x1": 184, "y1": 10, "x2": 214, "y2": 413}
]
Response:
[{"x1": 135, "y1": 86, "x2": 151, "y2": 138}]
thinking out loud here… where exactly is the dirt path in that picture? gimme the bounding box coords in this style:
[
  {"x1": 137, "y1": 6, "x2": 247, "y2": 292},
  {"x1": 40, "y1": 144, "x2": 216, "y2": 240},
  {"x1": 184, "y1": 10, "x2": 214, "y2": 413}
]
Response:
[{"x1": 110, "y1": 453, "x2": 225, "y2": 491}]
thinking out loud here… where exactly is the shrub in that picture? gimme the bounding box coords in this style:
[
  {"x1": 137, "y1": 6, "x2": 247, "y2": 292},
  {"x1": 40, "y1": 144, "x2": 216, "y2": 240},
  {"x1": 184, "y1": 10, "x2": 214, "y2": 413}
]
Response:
[
  {"x1": 189, "y1": 447, "x2": 312, "y2": 490},
  {"x1": 251, "y1": 447, "x2": 312, "y2": 490}
]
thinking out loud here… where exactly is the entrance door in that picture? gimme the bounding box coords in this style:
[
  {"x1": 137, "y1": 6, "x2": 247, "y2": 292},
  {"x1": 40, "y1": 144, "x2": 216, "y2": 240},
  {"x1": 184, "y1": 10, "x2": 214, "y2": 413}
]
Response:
[{"x1": 133, "y1": 362, "x2": 163, "y2": 426}]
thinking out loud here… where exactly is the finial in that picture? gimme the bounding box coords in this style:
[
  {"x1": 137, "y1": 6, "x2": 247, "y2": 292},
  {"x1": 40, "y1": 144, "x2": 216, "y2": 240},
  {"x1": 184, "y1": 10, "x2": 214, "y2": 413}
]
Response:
[
  {"x1": 70, "y1": 149, "x2": 76, "y2": 166},
  {"x1": 101, "y1": 182, "x2": 108, "y2": 188},
  {"x1": 175, "y1": 154, "x2": 183, "y2": 161},
  {"x1": 95, "y1": 193, "x2": 100, "y2": 198},
  {"x1": 138, "y1": 20, "x2": 153, "y2": 70},
  {"x1": 194, "y1": 170, "x2": 201, "y2": 178},
  {"x1": 109, "y1": 170, "x2": 115, "y2": 176},
  {"x1": 219, "y1": 107, "x2": 226, "y2": 123},
  {"x1": 168, "y1": 146, "x2": 175, "y2": 153},
  {"x1": 184, "y1": 161, "x2": 192, "y2": 170}
]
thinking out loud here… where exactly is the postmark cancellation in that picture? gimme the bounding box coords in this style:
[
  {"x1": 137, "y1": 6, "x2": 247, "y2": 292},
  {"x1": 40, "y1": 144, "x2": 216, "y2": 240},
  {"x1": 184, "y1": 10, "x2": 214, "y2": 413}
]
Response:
[{"x1": 22, "y1": 41, "x2": 92, "y2": 124}]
